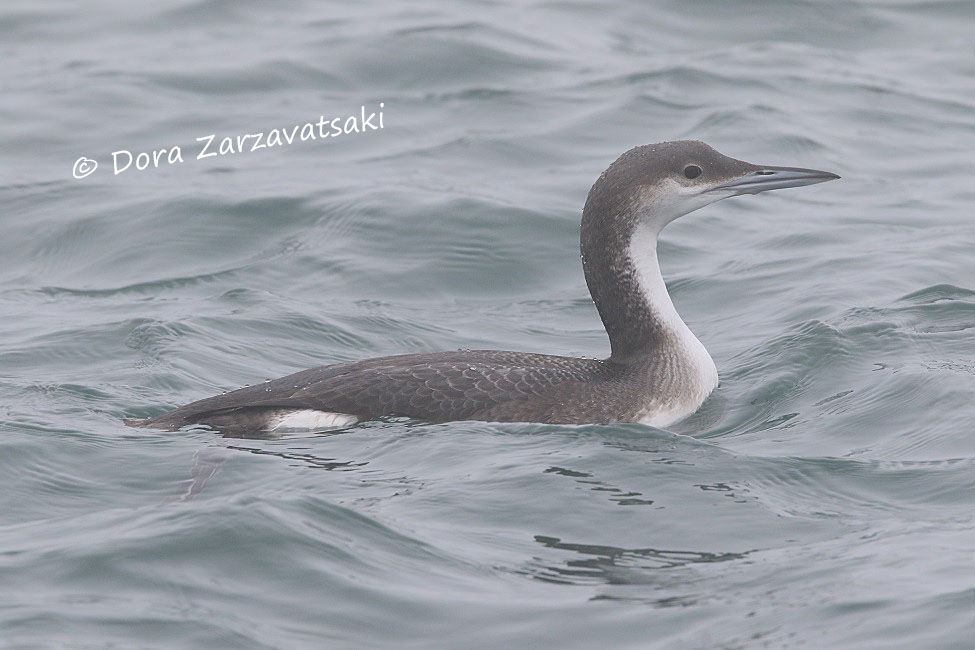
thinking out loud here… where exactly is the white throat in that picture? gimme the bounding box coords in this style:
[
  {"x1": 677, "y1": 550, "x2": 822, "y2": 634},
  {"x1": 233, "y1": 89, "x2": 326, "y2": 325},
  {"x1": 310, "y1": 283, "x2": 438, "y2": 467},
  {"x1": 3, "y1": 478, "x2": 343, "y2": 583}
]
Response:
[
  {"x1": 627, "y1": 223, "x2": 719, "y2": 424},
  {"x1": 628, "y1": 224, "x2": 687, "y2": 336}
]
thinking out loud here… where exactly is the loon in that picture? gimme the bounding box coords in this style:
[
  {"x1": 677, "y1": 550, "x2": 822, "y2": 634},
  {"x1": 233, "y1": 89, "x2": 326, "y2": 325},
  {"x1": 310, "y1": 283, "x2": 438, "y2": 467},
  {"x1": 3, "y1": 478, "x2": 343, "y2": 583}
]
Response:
[{"x1": 125, "y1": 141, "x2": 839, "y2": 437}]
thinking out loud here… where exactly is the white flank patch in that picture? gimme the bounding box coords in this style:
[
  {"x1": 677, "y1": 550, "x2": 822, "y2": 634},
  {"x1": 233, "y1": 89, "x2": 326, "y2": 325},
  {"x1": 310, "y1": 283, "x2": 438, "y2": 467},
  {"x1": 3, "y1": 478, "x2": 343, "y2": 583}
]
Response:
[{"x1": 267, "y1": 409, "x2": 359, "y2": 432}]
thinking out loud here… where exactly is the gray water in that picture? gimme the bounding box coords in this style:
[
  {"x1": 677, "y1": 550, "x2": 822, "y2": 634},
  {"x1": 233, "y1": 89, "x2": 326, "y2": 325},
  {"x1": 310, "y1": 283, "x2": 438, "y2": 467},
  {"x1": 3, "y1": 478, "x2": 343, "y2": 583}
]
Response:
[{"x1": 3, "y1": 1, "x2": 975, "y2": 647}]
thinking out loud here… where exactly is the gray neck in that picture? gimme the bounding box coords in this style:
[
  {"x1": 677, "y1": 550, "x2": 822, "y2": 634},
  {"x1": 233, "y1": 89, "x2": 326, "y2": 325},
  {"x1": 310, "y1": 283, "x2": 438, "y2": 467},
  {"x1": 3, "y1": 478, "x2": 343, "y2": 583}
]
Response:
[{"x1": 581, "y1": 212, "x2": 707, "y2": 369}]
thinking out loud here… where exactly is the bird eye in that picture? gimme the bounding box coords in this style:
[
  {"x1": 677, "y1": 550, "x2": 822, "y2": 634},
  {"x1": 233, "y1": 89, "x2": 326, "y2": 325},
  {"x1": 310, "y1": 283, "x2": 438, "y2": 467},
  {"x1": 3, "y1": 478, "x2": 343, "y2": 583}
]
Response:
[{"x1": 683, "y1": 164, "x2": 702, "y2": 179}]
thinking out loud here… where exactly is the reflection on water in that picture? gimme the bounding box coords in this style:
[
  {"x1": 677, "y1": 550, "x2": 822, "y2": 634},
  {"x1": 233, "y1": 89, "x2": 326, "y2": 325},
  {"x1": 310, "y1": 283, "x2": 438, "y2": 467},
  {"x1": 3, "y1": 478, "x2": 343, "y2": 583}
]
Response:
[
  {"x1": 525, "y1": 534, "x2": 749, "y2": 588},
  {"x1": 171, "y1": 430, "x2": 369, "y2": 500}
]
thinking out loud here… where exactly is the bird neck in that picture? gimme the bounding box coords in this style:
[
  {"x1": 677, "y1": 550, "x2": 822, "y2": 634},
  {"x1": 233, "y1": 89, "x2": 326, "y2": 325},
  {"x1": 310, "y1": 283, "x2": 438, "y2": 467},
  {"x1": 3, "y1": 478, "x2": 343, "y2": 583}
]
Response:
[{"x1": 581, "y1": 218, "x2": 706, "y2": 368}]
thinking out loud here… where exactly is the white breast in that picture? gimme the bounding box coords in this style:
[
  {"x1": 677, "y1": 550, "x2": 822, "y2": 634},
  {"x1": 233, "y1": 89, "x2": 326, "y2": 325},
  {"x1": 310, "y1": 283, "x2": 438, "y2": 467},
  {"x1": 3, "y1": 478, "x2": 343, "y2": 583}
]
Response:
[{"x1": 628, "y1": 224, "x2": 719, "y2": 427}]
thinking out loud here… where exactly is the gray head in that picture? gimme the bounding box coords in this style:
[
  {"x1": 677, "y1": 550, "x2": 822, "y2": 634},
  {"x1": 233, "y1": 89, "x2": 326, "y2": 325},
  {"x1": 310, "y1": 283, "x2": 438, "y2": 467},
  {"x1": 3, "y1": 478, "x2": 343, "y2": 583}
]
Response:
[
  {"x1": 582, "y1": 140, "x2": 839, "y2": 235},
  {"x1": 580, "y1": 141, "x2": 839, "y2": 361}
]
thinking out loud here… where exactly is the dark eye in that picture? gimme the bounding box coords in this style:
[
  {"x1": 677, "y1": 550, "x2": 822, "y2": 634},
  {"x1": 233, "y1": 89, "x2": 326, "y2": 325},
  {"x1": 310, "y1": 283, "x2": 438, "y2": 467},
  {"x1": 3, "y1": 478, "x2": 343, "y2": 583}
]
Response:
[{"x1": 683, "y1": 164, "x2": 702, "y2": 179}]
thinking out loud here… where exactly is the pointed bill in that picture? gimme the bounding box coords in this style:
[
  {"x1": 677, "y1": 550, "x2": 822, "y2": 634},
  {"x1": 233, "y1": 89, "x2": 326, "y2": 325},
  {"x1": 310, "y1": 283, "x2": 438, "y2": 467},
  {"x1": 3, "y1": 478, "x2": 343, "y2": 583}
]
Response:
[{"x1": 708, "y1": 165, "x2": 840, "y2": 195}]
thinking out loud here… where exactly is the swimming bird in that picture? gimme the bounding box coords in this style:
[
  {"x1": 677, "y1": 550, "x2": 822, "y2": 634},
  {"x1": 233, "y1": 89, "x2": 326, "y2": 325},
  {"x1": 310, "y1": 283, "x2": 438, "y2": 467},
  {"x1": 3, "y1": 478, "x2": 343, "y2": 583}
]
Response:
[{"x1": 125, "y1": 141, "x2": 838, "y2": 437}]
